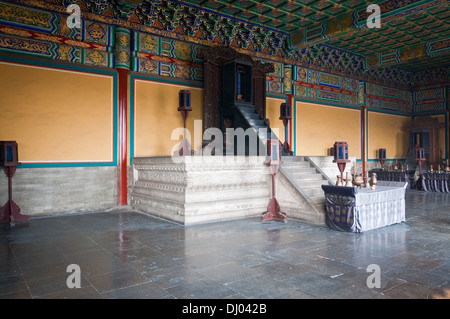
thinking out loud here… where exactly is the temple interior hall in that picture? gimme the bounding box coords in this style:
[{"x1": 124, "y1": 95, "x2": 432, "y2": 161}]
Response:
[{"x1": 0, "y1": 0, "x2": 449, "y2": 300}]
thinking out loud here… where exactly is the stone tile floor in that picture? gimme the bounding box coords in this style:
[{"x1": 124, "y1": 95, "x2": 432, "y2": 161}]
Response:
[{"x1": 0, "y1": 190, "x2": 448, "y2": 299}]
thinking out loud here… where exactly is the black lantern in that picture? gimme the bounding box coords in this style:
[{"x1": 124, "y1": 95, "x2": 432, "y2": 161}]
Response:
[
  {"x1": 279, "y1": 102, "x2": 293, "y2": 156},
  {"x1": 265, "y1": 139, "x2": 282, "y2": 167},
  {"x1": 175, "y1": 90, "x2": 194, "y2": 156},
  {"x1": 333, "y1": 141, "x2": 350, "y2": 183},
  {"x1": 378, "y1": 148, "x2": 386, "y2": 169},
  {"x1": 0, "y1": 141, "x2": 20, "y2": 167},
  {"x1": 415, "y1": 147, "x2": 425, "y2": 172},
  {"x1": 178, "y1": 90, "x2": 191, "y2": 112},
  {"x1": 279, "y1": 103, "x2": 291, "y2": 122},
  {"x1": 333, "y1": 141, "x2": 349, "y2": 163},
  {"x1": 0, "y1": 141, "x2": 28, "y2": 225}
]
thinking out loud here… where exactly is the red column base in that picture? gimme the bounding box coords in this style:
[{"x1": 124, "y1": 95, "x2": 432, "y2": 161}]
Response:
[
  {"x1": 0, "y1": 200, "x2": 29, "y2": 226},
  {"x1": 262, "y1": 198, "x2": 287, "y2": 223},
  {"x1": 283, "y1": 141, "x2": 293, "y2": 156}
]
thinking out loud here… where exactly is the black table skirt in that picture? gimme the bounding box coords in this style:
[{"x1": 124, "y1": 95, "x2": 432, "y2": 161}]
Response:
[
  {"x1": 371, "y1": 170, "x2": 414, "y2": 189},
  {"x1": 420, "y1": 172, "x2": 450, "y2": 193}
]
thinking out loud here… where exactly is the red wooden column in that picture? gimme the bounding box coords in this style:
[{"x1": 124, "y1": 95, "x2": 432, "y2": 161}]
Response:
[
  {"x1": 447, "y1": 109, "x2": 450, "y2": 161},
  {"x1": 117, "y1": 68, "x2": 128, "y2": 206},
  {"x1": 115, "y1": 27, "x2": 131, "y2": 206},
  {"x1": 359, "y1": 81, "x2": 366, "y2": 176},
  {"x1": 286, "y1": 93, "x2": 293, "y2": 154},
  {"x1": 362, "y1": 105, "x2": 366, "y2": 176}
]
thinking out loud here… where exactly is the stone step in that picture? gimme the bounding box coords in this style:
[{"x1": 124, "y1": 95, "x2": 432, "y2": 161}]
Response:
[
  {"x1": 293, "y1": 179, "x2": 328, "y2": 188},
  {"x1": 281, "y1": 161, "x2": 312, "y2": 169},
  {"x1": 282, "y1": 156, "x2": 305, "y2": 162},
  {"x1": 290, "y1": 173, "x2": 324, "y2": 181},
  {"x1": 284, "y1": 167, "x2": 317, "y2": 174},
  {"x1": 248, "y1": 119, "x2": 265, "y2": 127},
  {"x1": 310, "y1": 196, "x2": 325, "y2": 204},
  {"x1": 237, "y1": 104, "x2": 255, "y2": 112},
  {"x1": 302, "y1": 187, "x2": 326, "y2": 197},
  {"x1": 242, "y1": 112, "x2": 260, "y2": 120}
]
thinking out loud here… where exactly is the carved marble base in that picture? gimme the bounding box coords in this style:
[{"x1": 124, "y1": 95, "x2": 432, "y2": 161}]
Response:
[{"x1": 131, "y1": 156, "x2": 270, "y2": 225}]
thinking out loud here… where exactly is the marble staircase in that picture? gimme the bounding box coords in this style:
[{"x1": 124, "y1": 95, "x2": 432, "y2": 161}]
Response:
[
  {"x1": 279, "y1": 156, "x2": 332, "y2": 215},
  {"x1": 236, "y1": 105, "x2": 291, "y2": 156}
]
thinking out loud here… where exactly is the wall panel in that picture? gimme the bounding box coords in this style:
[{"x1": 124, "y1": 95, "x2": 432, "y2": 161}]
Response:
[
  {"x1": 294, "y1": 101, "x2": 361, "y2": 159},
  {"x1": 367, "y1": 112, "x2": 410, "y2": 160},
  {"x1": 0, "y1": 60, "x2": 116, "y2": 166},
  {"x1": 132, "y1": 78, "x2": 203, "y2": 158}
]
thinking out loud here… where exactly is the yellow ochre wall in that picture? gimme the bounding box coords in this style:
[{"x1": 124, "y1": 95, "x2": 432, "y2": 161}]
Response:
[
  {"x1": 266, "y1": 97, "x2": 286, "y2": 143},
  {"x1": 133, "y1": 79, "x2": 203, "y2": 157},
  {"x1": 0, "y1": 61, "x2": 115, "y2": 163},
  {"x1": 295, "y1": 101, "x2": 362, "y2": 159},
  {"x1": 367, "y1": 112, "x2": 410, "y2": 160}
]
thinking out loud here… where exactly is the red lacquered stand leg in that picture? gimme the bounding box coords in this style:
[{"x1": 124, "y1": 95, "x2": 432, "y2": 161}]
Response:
[{"x1": 0, "y1": 166, "x2": 28, "y2": 226}]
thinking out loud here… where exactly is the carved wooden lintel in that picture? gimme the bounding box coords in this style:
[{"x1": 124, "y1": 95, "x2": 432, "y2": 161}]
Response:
[
  {"x1": 203, "y1": 45, "x2": 274, "y2": 131},
  {"x1": 202, "y1": 45, "x2": 275, "y2": 74}
]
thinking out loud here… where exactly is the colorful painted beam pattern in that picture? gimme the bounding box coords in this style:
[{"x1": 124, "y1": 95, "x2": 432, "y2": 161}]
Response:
[
  {"x1": 0, "y1": 33, "x2": 114, "y2": 67},
  {"x1": 366, "y1": 83, "x2": 412, "y2": 114},
  {"x1": 292, "y1": 66, "x2": 360, "y2": 106},
  {"x1": 413, "y1": 87, "x2": 447, "y2": 113},
  {"x1": 0, "y1": 1, "x2": 114, "y2": 49}
]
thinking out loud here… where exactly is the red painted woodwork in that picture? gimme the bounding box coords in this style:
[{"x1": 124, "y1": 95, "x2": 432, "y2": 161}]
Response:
[
  {"x1": 362, "y1": 106, "x2": 366, "y2": 176},
  {"x1": 117, "y1": 68, "x2": 128, "y2": 206},
  {"x1": 0, "y1": 166, "x2": 29, "y2": 226},
  {"x1": 286, "y1": 94, "x2": 293, "y2": 153},
  {"x1": 262, "y1": 140, "x2": 286, "y2": 223}
]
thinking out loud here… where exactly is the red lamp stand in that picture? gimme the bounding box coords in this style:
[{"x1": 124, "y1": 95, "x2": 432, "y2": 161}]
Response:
[
  {"x1": 0, "y1": 141, "x2": 29, "y2": 226},
  {"x1": 175, "y1": 90, "x2": 195, "y2": 156},
  {"x1": 262, "y1": 140, "x2": 287, "y2": 223}
]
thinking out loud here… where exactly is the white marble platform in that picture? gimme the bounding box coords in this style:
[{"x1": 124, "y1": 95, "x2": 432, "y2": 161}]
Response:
[{"x1": 130, "y1": 156, "x2": 270, "y2": 225}]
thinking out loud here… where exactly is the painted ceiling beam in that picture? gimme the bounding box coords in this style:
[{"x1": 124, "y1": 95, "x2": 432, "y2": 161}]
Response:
[
  {"x1": 367, "y1": 38, "x2": 450, "y2": 69},
  {"x1": 289, "y1": 0, "x2": 448, "y2": 49}
]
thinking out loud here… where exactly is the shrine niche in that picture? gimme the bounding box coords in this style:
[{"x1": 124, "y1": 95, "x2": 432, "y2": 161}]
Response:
[
  {"x1": 202, "y1": 46, "x2": 274, "y2": 133},
  {"x1": 406, "y1": 116, "x2": 445, "y2": 167}
]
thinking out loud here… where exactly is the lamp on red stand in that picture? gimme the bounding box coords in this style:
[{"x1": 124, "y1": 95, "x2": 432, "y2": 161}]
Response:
[
  {"x1": 378, "y1": 148, "x2": 386, "y2": 170},
  {"x1": 174, "y1": 90, "x2": 195, "y2": 156},
  {"x1": 262, "y1": 140, "x2": 287, "y2": 223},
  {"x1": 415, "y1": 147, "x2": 425, "y2": 172},
  {"x1": 333, "y1": 142, "x2": 350, "y2": 184},
  {"x1": 279, "y1": 102, "x2": 293, "y2": 156},
  {"x1": 0, "y1": 141, "x2": 29, "y2": 226}
]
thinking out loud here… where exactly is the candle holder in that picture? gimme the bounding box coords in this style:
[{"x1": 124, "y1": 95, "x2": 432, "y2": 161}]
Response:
[
  {"x1": 370, "y1": 173, "x2": 377, "y2": 190},
  {"x1": 279, "y1": 102, "x2": 293, "y2": 156},
  {"x1": 344, "y1": 172, "x2": 352, "y2": 187},
  {"x1": 364, "y1": 172, "x2": 370, "y2": 188}
]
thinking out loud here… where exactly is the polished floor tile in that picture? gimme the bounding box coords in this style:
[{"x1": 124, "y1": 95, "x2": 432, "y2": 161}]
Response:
[{"x1": 0, "y1": 190, "x2": 448, "y2": 299}]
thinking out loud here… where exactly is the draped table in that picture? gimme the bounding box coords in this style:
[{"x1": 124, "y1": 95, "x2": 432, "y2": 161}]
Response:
[
  {"x1": 321, "y1": 183, "x2": 406, "y2": 233},
  {"x1": 420, "y1": 172, "x2": 450, "y2": 192}
]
